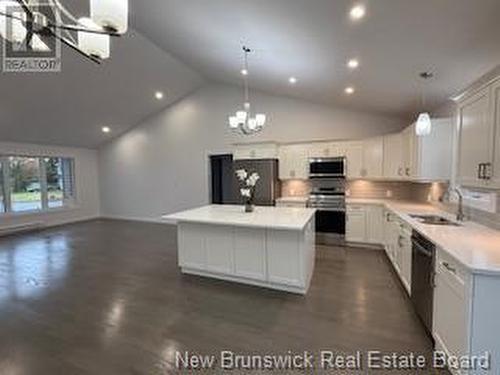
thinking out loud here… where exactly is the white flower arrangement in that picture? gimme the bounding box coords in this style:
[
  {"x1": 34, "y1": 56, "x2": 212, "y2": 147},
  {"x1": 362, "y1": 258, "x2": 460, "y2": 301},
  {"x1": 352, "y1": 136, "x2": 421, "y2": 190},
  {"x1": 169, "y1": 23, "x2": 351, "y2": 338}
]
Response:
[{"x1": 235, "y1": 169, "x2": 260, "y2": 211}]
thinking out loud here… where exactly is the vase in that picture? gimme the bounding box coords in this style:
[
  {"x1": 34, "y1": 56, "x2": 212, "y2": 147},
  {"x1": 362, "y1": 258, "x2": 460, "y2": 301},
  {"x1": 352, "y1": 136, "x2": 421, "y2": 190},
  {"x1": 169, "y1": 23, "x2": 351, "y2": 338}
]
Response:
[{"x1": 244, "y1": 202, "x2": 254, "y2": 213}]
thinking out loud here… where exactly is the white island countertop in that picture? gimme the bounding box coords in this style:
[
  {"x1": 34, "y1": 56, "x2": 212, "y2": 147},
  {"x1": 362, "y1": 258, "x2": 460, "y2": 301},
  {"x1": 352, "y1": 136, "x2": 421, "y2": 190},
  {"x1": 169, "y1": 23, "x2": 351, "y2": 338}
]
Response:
[
  {"x1": 347, "y1": 198, "x2": 500, "y2": 276},
  {"x1": 163, "y1": 205, "x2": 316, "y2": 231}
]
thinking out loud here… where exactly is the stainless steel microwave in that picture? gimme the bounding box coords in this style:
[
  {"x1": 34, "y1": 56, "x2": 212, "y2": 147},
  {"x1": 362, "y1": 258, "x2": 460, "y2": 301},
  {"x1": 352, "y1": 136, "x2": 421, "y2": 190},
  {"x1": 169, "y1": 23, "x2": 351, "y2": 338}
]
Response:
[{"x1": 309, "y1": 157, "x2": 346, "y2": 178}]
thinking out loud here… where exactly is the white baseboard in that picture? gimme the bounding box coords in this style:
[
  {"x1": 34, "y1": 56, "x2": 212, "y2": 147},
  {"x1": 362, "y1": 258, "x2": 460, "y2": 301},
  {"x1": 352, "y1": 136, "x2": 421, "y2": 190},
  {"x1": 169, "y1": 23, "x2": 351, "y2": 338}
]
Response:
[{"x1": 100, "y1": 215, "x2": 169, "y2": 224}]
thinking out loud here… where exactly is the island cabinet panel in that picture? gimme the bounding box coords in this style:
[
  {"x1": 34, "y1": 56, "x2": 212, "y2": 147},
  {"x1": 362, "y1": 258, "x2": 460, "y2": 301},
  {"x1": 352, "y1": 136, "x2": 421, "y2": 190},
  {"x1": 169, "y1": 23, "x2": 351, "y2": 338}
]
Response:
[
  {"x1": 233, "y1": 227, "x2": 267, "y2": 281},
  {"x1": 205, "y1": 225, "x2": 234, "y2": 274},
  {"x1": 178, "y1": 223, "x2": 207, "y2": 270},
  {"x1": 267, "y1": 230, "x2": 302, "y2": 287}
]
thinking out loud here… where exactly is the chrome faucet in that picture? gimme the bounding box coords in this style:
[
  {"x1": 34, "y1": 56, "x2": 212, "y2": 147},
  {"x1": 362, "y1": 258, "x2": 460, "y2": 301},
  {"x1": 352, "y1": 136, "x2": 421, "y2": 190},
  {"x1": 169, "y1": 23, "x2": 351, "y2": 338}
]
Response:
[{"x1": 454, "y1": 188, "x2": 465, "y2": 222}]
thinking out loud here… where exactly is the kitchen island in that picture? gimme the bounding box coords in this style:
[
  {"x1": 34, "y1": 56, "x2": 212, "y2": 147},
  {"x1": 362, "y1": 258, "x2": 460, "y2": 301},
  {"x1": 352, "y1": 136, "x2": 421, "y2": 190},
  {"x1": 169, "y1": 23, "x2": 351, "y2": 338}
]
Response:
[{"x1": 163, "y1": 205, "x2": 316, "y2": 294}]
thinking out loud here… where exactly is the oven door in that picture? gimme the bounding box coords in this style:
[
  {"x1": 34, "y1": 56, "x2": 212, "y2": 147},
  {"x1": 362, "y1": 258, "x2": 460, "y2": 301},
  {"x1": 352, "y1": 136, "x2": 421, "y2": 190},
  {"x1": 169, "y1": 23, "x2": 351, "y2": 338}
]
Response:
[
  {"x1": 314, "y1": 209, "x2": 346, "y2": 245},
  {"x1": 309, "y1": 158, "x2": 346, "y2": 178}
]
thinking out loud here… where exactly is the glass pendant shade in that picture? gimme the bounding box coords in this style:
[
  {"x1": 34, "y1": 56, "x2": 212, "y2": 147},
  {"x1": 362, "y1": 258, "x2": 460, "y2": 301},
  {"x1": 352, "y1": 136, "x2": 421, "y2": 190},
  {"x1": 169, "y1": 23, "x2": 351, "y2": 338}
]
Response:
[
  {"x1": 236, "y1": 111, "x2": 247, "y2": 122},
  {"x1": 255, "y1": 114, "x2": 266, "y2": 127},
  {"x1": 229, "y1": 117, "x2": 239, "y2": 129},
  {"x1": 90, "y1": 0, "x2": 128, "y2": 34},
  {"x1": 416, "y1": 112, "x2": 432, "y2": 136},
  {"x1": 78, "y1": 30, "x2": 110, "y2": 59},
  {"x1": 0, "y1": 1, "x2": 27, "y2": 43}
]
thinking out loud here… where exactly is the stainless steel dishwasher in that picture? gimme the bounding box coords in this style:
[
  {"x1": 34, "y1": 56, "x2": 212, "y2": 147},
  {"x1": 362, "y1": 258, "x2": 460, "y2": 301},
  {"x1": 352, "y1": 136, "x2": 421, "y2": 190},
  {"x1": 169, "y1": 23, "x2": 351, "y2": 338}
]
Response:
[{"x1": 411, "y1": 231, "x2": 436, "y2": 337}]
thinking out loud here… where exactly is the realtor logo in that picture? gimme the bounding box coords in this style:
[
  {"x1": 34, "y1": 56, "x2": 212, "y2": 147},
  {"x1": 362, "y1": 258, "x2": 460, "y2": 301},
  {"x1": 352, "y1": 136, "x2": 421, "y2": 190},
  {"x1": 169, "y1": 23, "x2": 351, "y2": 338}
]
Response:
[{"x1": 1, "y1": 2, "x2": 61, "y2": 72}]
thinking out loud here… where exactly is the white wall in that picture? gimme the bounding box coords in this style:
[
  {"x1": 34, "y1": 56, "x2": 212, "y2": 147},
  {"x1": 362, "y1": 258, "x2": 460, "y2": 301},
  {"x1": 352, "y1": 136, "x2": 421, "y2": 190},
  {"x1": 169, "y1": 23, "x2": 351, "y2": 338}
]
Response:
[
  {"x1": 0, "y1": 142, "x2": 100, "y2": 230},
  {"x1": 99, "y1": 83, "x2": 405, "y2": 221}
]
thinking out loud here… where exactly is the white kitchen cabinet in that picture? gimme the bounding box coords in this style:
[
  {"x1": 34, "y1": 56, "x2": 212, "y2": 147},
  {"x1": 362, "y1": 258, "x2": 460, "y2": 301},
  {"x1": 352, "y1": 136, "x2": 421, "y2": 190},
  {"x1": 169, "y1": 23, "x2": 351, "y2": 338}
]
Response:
[
  {"x1": 398, "y1": 222, "x2": 412, "y2": 293},
  {"x1": 413, "y1": 119, "x2": 453, "y2": 181},
  {"x1": 267, "y1": 230, "x2": 302, "y2": 287},
  {"x1": 233, "y1": 227, "x2": 267, "y2": 281},
  {"x1": 178, "y1": 223, "x2": 207, "y2": 270},
  {"x1": 365, "y1": 205, "x2": 384, "y2": 244},
  {"x1": 433, "y1": 248, "x2": 471, "y2": 374},
  {"x1": 278, "y1": 144, "x2": 308, "y2": 180},
  {"x1": 343, "y1": 142, "x2": 364, "y2": 179},
  {"x1": 401, "y1": 125, "x2": 416, "y2": 179},
  {"x1": 205, "y1": 225, "x2": 234, "y2": 274},
  {"x1": 457, "y1": 87, "x2": 494, "y2": 187},
  {"x1": 346, "y1": 205, "x2": 367, "y2": 243},
  {"x1": 233, "y1": 142, "x2": 278, "y2": 160},
  {"x1": 362, "y1": 137, "x2": 384, "y2": 178},
  {"x1": 490, "y1": 79, "x2": 500, "y2": 188},
  {"x1": 307, "y1": 142, "x2": 337, "y2": 158},
  {"x1": 383, "y1": 132, "x2": 404, "y2": 179}
]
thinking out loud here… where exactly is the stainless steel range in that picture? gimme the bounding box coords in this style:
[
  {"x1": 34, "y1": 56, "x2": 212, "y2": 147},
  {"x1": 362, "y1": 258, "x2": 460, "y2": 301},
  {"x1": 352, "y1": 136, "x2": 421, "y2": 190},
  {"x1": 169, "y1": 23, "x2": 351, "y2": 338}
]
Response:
[{"x1": 307, "y1": 177, "x2": 346, "y2": 245}]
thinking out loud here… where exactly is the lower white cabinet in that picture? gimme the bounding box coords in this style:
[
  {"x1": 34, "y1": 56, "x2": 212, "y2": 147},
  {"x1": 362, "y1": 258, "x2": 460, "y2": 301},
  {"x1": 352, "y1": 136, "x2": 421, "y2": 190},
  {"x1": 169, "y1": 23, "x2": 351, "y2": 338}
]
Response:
[
  {"x1": 433, "y1": 248, "x2": 471, "y2": 375},
  {"x1": 267, "y1": 230, "x2": 302, "y2": 286},
  {"x1": 346, "y1": 204, "x2": 384, "y2": 244},
  {"x1": 346, "y1": 205, "x2": 367, "y2": 243},
  {"x1": 233, "y1": 227, "x2": 267, "y2": 281},
  {"x1": 398, "y1": 222, "x2": 412, "y2": 293},
  {"x1": 366, "y1": 205, "x2": 384, "y2": 244},
  {"x1": 177, "y1": 219, "x2": 316, "y2": 294}
]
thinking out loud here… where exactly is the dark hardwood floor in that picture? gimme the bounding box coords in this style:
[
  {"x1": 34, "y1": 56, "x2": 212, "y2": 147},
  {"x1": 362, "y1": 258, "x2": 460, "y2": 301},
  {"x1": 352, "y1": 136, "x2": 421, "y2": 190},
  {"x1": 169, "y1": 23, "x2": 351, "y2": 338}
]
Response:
[{"x1": 0, "y1": 219, "x2": 448, "y2": 374}]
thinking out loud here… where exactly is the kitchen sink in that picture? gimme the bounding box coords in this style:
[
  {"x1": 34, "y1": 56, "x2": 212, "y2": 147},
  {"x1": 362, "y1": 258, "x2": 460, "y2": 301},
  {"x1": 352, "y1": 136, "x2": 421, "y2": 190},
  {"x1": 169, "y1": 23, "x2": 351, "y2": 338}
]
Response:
[{"x1": 409, "y1": 214, "x2": 462, "y2": 227}]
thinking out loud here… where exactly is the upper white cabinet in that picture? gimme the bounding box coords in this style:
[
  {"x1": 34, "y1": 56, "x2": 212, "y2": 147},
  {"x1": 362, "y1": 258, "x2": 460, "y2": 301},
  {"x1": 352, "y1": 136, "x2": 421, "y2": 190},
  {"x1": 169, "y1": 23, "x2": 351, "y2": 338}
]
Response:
[
  {"x1": 457, "y1": 87, "x2": 493, "y2": 187},
  {"x1": 383, "y1": 132, "x2": 404, "y2": 179},
  {"x1": 383, "y1": 122, "x2": 452, "y2": 182},
  {"x1": 278, "y1": 144, "x2": 308, "y2": 180},
  {"x1": 492, "y1": 80, "x2": 500, "y2": 187},
  {"x1": 456, "y1": 77, "x2": 500, "y2": 189},
  {"x1": 362, "y1": 137, "x2": 384, "y2": 179},
  {"x1": 413, "y1": 119, "x2": 453, "y2": 181},
  {"x1": 342, "y1": 142, "x2": 364, "y2": 179},
  {"x1": 233, "y1": 142, "x2": 278, "y2": 160}
]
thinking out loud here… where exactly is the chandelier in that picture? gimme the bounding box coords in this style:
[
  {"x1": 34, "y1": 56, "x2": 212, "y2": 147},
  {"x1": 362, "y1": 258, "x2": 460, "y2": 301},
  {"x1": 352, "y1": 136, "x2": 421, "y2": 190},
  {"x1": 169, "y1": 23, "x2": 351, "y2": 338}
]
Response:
[
  {"x1": 228, "y1": 46, "x2": 266, "y2": 135},
  {"x1": 0, "y1": 0, "x2": 128, "y2": 63}
]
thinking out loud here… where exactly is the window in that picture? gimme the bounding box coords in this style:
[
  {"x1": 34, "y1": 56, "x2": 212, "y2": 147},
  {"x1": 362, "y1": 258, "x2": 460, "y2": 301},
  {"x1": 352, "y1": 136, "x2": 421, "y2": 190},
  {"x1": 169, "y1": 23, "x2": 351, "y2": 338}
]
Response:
[
  {"x1": 9, "y1": 156, "x2": 42, "y2": 212},
  {"x1": 0, "y1": 155, "x2": 76, "y2": 215},
  {"x1": 0, "y1": 162, "x2": 5, "y2": 213}
]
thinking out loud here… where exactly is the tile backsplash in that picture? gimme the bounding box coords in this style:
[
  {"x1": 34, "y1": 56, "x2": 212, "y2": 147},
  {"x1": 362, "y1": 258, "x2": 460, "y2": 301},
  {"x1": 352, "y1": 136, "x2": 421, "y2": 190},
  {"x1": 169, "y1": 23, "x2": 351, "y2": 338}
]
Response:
[{"x1": 281, "y1": 179, "x2": 500, "y2": 230}]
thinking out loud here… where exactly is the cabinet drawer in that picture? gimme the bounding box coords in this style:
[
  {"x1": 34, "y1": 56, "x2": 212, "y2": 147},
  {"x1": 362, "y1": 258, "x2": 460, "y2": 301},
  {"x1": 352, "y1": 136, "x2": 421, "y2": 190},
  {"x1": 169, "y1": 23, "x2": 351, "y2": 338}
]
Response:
[{"x1": 436, "y1": 249, "x2": 470, "y2": 299}]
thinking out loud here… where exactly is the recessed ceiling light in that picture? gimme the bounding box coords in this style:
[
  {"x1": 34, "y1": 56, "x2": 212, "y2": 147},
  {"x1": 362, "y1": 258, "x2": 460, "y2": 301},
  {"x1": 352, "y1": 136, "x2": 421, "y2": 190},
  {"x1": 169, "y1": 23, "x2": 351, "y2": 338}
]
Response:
[
  {"x1": 241, "y1": 69, "x2": 249, "y2": 76},
  {"x1": 345, "y1": 86, "x2": 355, "y2": 95},
  {"x1": 102, "y1": 126, "x2": 111, "y2": 133},
  {"x1": 350, "y1": 4, "x2": 366, "y2": 20},
  {"x1": 289, "y1": 77, "x2": 298, "y2": 84},
  {"x1": 155, "y1": 91, "x2": 164, "y2": 100},
  {"x1": 347, "y1": 59, "x2": 359, "y2": 69}
]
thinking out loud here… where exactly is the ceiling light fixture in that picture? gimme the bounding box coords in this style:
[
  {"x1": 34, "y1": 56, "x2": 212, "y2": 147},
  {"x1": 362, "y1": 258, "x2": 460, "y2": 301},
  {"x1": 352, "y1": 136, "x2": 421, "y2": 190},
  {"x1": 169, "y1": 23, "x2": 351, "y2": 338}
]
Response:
[
  {"x1": 102, "y1": 126, "x2": 111, "y2": 133},
  {"x1": 155, "y1": 91, "x2": 164, "y2": 100},
  {"x1": 0, "y1": 0, "x2": 128, "y2": 64},
  {"x1": 347, "y1": 59, "x2": 359, "y2": 69},
  {"x1": 240, "y1": 68, "x2": 248, "y2": 76},
  {"x1": 345, "y1": 86, "x2": 355, "y2": 95},
  {"x1": 350, "y1": 4, "x2": 366, "y2": 20},
  {"x1": 415, "y1": 72, "x2": 433, "y2": 137},
  {"x1": 289, "y1": 77, "x2": 298, "y2": 84},
  {"x1": 228, "y1": 46, "x2": 266, "y2": 135}
]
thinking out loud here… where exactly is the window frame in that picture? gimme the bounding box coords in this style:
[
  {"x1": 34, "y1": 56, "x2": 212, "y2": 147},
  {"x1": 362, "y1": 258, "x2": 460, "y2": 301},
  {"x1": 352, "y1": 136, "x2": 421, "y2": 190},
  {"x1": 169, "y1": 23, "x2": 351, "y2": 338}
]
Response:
[{"x1": 0, "y1": 154, "x2": 77, "y2": 217}]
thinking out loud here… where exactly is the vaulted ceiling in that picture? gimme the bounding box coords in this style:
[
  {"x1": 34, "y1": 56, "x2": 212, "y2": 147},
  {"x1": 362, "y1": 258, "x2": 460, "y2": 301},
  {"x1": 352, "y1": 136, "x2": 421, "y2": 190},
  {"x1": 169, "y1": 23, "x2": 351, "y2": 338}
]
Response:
[
  {"x1": 1, "y1": 0, "x2": 500, "y2": 148},
  {"x1": 131, "y1": 0, "x2": 500, "y2": 117}
]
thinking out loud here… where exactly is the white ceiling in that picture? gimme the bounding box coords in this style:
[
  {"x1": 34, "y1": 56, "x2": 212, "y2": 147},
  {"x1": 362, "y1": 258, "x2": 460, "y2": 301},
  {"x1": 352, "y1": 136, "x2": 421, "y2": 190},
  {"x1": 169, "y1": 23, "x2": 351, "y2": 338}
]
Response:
[
  {"x1": 1, "y1": 0, "x2": 500, "y2": 148},
  {"x1": 0, "y1": 30, "x2": 203, "y2": 148},
  {"x1": 131, "y1": 0, "x2": 500, "y2": 117}
]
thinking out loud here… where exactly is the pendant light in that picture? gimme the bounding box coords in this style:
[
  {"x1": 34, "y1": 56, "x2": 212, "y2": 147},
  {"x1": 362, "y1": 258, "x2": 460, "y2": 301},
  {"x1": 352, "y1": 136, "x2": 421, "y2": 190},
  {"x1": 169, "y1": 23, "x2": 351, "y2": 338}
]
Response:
[
  {"x1": 228, "y1": 46, "x2": 267, "y2": 135},
  {"x1": 415, "y1": 72, "x2": 433, "y2": 137}
]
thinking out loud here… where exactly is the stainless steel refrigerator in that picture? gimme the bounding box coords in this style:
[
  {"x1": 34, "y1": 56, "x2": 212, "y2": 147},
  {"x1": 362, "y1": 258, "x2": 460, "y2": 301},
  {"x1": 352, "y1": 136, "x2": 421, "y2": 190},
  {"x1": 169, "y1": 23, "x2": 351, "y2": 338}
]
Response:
[{"x1": 231, "y1": 159, "x2": 281, "y2": 206}]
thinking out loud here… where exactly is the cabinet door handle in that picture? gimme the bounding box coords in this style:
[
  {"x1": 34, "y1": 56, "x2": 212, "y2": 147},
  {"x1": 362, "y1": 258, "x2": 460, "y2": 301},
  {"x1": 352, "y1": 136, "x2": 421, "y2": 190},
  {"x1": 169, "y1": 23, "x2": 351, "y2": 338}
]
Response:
[
  {"x1": 442, "y1": 261, "x2": 457, "y2": 275},
  {"x1": 484, "y1": 163, "x2": 493, "y2": 180},
  {"x1": 478, "y1": 164, "x2": 484, "y2": 180},
  {"x1": 405, "y1": 167, "x2": 410, "y2": 177},
  {"x1": 398, "y1": 167, "x2": 403, "y2": 176}
]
